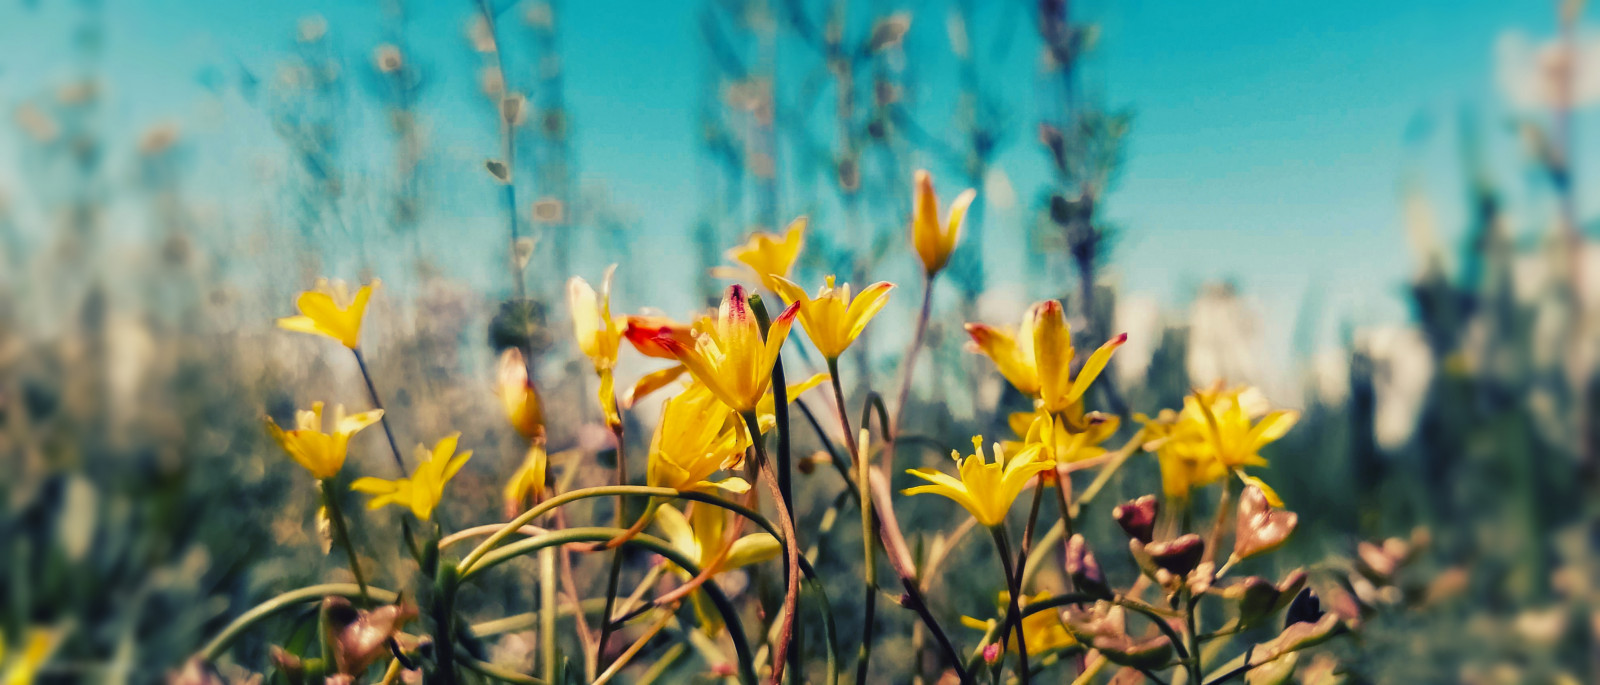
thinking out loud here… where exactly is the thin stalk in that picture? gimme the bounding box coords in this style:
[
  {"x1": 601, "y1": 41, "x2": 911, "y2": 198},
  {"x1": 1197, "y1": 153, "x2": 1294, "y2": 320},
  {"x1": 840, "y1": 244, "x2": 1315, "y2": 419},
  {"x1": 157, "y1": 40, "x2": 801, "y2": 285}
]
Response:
[
  {"x1": 1185, "y1": 591, "x2": 1202, "y2": 685},
  {"x1": 319, "y1": 479, "x2": 369, "y2": 603},
  {"x1": 594, "y1": 608, "x2": 675, "y2": 685},
  {"x1": 882, "y1": 272, "x2": 935, "y2": 480},
  {"x1": 1017, "y1": 482, "x2": 1045, "y2": 574},
  {"x1": 1021, "y1": 433, "x2": 1143, "y2": 587},
  {"x1": 430, "y1": 563, "x2": 461, "y2": 685},
  {"x1": 826, "y1": 357, "x2": 879, "y2": 684},
  {"x1": 742, "y1": 410, "x2": 801, "y2": 685},
  {"x1": 596, "y1": 415, "x2": 629, "y2": 671},
  {"x1": 752, "y1": 295, "x2": 801, "y2": 682},
  {"x1": 540, "y1": 547, "x2": 559, "y2": 684},
  {"x1": 352, "y1": 347, "x2": 407, "y2": 474},
  {"x1": 989, "y1": 527, "x2": 1030, "y2": 685}
]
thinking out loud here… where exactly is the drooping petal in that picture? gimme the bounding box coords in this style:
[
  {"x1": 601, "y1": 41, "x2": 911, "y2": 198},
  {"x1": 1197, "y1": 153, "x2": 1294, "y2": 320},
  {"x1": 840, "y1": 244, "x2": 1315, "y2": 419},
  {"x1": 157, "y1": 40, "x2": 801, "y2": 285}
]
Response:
[
  {"x1": 654, "y1": 504, "x2": 699, "y2": 559},
  {"x1": 724, "y1": 533, "x2": 781, "y2": 569},
  {"x1": 965, "y1": 324, "x2": 1040, "y2": 395},
  {"x1": 622, "y1": 364, "x2": 689, "y2": 408},
  {"x1": 1064, "y1": 333, "x2": 1128, "y2": 406}
]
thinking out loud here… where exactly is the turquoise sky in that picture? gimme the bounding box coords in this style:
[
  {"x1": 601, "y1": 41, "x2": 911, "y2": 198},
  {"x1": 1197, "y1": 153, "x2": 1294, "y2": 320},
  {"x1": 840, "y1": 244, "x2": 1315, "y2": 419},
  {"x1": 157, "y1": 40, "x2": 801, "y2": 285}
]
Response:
[{"x1": 0, "y1": 0, "x2": 1589, "y2": 369}]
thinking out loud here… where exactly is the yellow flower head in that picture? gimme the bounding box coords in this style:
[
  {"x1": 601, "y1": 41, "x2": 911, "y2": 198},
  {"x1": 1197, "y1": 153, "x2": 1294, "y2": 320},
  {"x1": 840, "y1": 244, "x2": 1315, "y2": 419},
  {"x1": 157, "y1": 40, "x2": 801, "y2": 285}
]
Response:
[
  {"x1": 352, "y1": 433, "x2": 473, "y2": 521},
  {"x1": 648, "y1": 284, "x2": 799, "y2": 413},
  {"x1": 1141, "y1": 385, "x2": 1298, "y2": 506},
  {"x1": 965, "y1": 299, "x2": 1126, "y2": 415},
  {"x1": 769, "y1": 275, "x2": 894, "y2": 359},
  {"x1": 503, "y1": 443, "x2": 549, "y2": 518},
  {"x1": 961, "y1": 592, "x2": 1078, "y2": 654},
  {"x1": 654, "y1": 503, "x2": 779, "y2": 634},
  {"x1": 496, "y1": 347, "x2": 545, "y2": 443},
  {"x1": 647, "y1": 383, "x2": 753, "y2": 494},
  {"x1": 277, "y1": 278, "x2": 378, "y2": 349},
  {"x1": 264, "y1": 402, "x2": 385, "y2": 480},
  {"x1": 716, "y1": 217, "x2": 806, "y2": 291},
  {"x1": 903, "y1": 436, "x2": 1052, "y2": 528},
  {"x1": 568, "y1": 265, "x2": 624, "y2": 373},
  {"x1": 911, "y1": 169, "x2": 976, "y2": 276},
  {"x1": 1, "y1": 627, "x2": 63, "y2": 685},
  {"x1": 1006, "y1": 409, "x2": 1120, "y2": 479}
]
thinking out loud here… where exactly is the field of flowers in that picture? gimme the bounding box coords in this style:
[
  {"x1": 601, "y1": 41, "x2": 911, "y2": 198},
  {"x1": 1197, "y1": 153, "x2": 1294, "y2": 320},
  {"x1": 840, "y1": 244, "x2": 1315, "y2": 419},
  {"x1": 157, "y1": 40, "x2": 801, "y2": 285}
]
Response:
[{"x1": 1, "y1": 1, "x2": 1596, "y2": 684}]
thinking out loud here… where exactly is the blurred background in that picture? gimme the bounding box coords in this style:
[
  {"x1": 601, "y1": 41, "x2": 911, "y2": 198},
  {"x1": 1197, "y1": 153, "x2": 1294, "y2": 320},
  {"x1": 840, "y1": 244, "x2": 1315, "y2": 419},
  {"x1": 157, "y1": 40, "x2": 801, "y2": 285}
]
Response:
[{"x1": 1, "y1": 0, "x2": 1596, "y2": 682}]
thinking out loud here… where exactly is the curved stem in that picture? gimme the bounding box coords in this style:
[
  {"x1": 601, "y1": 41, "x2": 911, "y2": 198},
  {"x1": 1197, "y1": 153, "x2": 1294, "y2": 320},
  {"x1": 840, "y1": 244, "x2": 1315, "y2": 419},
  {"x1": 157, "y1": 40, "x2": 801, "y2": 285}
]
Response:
[
  {"x1": 352, "y1": 347, "x2": 407, "y2": 474},
  {"x1": 459, "y1": 527, "x2": 759, "y2": 685},
  {"x1": 198, "y1": 584, "x2": 399, "y2": 661}
]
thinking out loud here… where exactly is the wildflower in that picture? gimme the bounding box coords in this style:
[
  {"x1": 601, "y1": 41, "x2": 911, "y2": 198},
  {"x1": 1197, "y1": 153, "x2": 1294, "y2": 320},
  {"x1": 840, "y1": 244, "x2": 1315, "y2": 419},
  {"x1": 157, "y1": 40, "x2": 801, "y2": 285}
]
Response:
[
  {"x1": 496, "y1": 347, "x2": 544, "y2": 442},
  {"x1": 646, "y1": 384, "x2": 752, "y2": 494},
  {"x1": 352, "y1": 433, "x2": 473, "y2": 521},
  {"x1": 276, "y1": 279, "x2": 379, "y2": 349},
  {"x1": 910, "y1": 169, "x2": 976, "y2": 277},
  {"x1": 961, "y1": 592, "x2": 1078, "y2": 654},
  {"x1": 1140, "y1": 385, "x2": 1298, "y2": 506},
  {"x1": 966, "y1": 299, "x2": 1126, "y2": 416},
  {"x1": 569, "y1": 266, "x2": 625, "y2": 425},
  {"x1": 654, "y1": 503, "x2": 779, "y2": 634},
  {"x1": 503, "y1": 443, "x2": 549, "y2": 517},
  {"x1": 1, "y1": 627, "x2": 62, "y2": 685},
  {"x1": 1010, "y1": 408, "x2": 1118, "y2": 467},
  {"x1": 619, "y1": 314, "x2": 701, "y2": 408},
  {"x1": 648, "y1": 285, "x2": 799, "y2": 413},
  {"x1": 714, "y1": 217, "x2": 806, "y2": 290},
  {"x1": 769, "y1": 275, "x2": 894, "y2": 359},
  {"x1": 903, "y1": 436, "x2": 1051, "y2": 528},
  {"x1": 264, "y1": 402, "x2": 385, "y2": 480}
]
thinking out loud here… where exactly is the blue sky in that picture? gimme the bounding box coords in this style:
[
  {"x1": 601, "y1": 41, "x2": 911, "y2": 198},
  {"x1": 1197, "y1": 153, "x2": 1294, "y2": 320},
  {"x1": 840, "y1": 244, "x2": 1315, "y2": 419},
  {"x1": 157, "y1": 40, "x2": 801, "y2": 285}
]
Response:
[{"x1": 0, "y1": 0, "x2": 1588, "y2": 368}]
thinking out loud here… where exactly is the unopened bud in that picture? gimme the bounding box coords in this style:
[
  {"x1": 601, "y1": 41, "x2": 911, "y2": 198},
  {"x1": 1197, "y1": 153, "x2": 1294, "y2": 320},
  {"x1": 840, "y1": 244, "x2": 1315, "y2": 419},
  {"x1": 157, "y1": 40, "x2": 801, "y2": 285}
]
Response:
[
  {"x1": 1113, "y1": 495, "x2": 1158, "y2": 543},
  {"x1": 982, "y1": 642, "x2": 1003, "y2": 665},
  {"x1": 1065, "y1": 534, "x2": 1110, "y2": 598},
  {"x1": 1145, "y1": 534, "x2": 1205, "y2": 576}
]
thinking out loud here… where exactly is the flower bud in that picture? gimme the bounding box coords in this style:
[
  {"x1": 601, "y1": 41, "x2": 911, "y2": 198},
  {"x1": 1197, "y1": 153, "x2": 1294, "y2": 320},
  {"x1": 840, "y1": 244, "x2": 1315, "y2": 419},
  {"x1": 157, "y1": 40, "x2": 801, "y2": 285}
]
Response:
[
  {"x1": 1284, "y1": 587, "x2": 1322, "y2": 627},
  {"x1": 1234, "y1": 486, "x2": 1297, "y2": 561},
  {"x1": 982, "y1": 642, "x2": 1003, "y2": 666},
  {"x1": 322, "y1": 596, "x2": 419, "y2": 676},
  {"x1": 1065, "y1": 534, "x2": 1111, "y2": 599},
  {"x1": 1112, "y1": 495, "x2": 1158, "y2": 543},
  {"x1": 497, "y1": 348, "x2": 545, "y2": 443},
  {"x1": 1145, "y1": 534, "x2": 1205, "y2": 576}
]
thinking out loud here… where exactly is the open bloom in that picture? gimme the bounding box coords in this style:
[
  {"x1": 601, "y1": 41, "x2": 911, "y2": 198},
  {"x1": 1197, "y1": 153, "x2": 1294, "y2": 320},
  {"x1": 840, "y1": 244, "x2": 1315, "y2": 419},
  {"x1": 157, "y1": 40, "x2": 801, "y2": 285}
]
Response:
[
  {"x1": 769, "y1": 275, "x2": 894, "y2": 359},
  {"x1": 1140, "y1": 385, "x2": 1298, "y2": 506},
  {"x1": 911, "y1": 170, "x2": 976, "y2": 276},
  {"x1": 649, "y1": 285, "x2": 799, "y2": 413},
  {"x1": 966, "y1": 299, "x2": 1126, "y2": 417},
  {"x1": 655, "y1": 503, "x2": 779, "y2": 634},
  {"x1": 568, "y1": 265, "x2": 623, "y2": 372},
  {"x1": 264, "y1": 402, "x2": 385, "y2": 480},
  {"x1": 277, "y1": 279, "x2": 378, "y2": 349},
  {"x1": 904, "y1": 436, "x2": 1051, "y2": 527},
  {"x1": 619, "y1": 314, "x2": 703, "y2": 408},
  {"x1": 647, "y1": 383, "x2": 752, "y2": 494},
  {"x1": 1007, "y1": 408, "x2": 1119, "y2": 476},
  {"x1": 714, "y1": 217, "x2": 806, "y2": 290},
  {"x1": 352, "y1": 433, "x2": 473, "y2": 521},
  {"x1": 496, "y1": 347, "x2": 544, "y2": 442}
]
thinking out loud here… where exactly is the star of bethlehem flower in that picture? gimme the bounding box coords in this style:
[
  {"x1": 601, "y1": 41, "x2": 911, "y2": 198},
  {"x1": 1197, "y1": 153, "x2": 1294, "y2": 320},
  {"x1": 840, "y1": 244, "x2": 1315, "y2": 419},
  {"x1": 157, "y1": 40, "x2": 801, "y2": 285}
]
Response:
[
  {"x1": 1005, "y1": 409, "x2": 1120, "y2": 485},
  {"x1": 496, "y1": 347, "x2": 544, "y2": 443},
  {"x1": 648, "y1": 284, "x2": 799, "y2": 414},
  {"x1": 910, "y1": 169, "x2": 976, "y2": 277},
  {"x1": 1139, "y1": 384, "x2": 1298, "y2": 507},
  {"x1": 264, "y1": 402, "x2": 385, "y2": 480},
  {"x1": 568, "y1": 265, "x2": 624, "y2": 425},
  {"x1": 646, "y1": 382, "x2": 753, "y2": 494},
  {"x1": 769, "y1": 275, "x2": 894, "y2": 359},
  {"x1": 352, "y1": 433, "x2": 473, "y2": 521},
  {"x1": 965, "y1": 299, "x2": 1126, "y2": 417},
  {"x1": 712, "y1": 217, "x2": 806, "y2": 291},
  {"x1": 654, "y1": 503, "x2": 779, "y2": 634},
  {"x1": 276, "y1": 278, "x2": 378, "y2": 349},
  {"x1": 903, "y1": 436, "x2": 1053, "y2": 528}
]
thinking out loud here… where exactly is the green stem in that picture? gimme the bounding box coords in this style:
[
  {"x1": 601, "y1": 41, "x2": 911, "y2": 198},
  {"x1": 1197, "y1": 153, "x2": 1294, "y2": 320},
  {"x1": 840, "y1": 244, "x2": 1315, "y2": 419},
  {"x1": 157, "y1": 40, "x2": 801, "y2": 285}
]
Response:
[
  {"x1": 1185, "y1": 591, "x2": 1202, "y2": 685},
  {"x1": 989, "y1": 527, "x2": 1030, "y2": 685},
  {"x1": 751, "y1": 294, "x2": 801, "y2": 681},
  {"x1": 829, "y1": 360, "x2": 877, "y2": 685},
  {"x1": 459, "y1": 527, "x2": 759, "y2": 685},
  {"x1": 432, "y1": 563, "x2": 461, "y2": 684},
  {"x1": 351, "y1": 347, "x2": 407, "y2": 475},
  {"x1": 596, "y1": 417, "x2": 629, "y2": 672},
  {"x1": 198, "y1": 583, "x2": 399, "y2": 661},
  {"x1": 541, "y1": 547, "x2": 559, "y2": 684},
  {"x1": 319, "y1": 479, "x2": 369, "y2": 604},
  {"x1": 742, "y1": 410, "x2": 801, "y2": 685},
  {"x1": 882, "y1": 272, "x2": 935, "y2": 480}
]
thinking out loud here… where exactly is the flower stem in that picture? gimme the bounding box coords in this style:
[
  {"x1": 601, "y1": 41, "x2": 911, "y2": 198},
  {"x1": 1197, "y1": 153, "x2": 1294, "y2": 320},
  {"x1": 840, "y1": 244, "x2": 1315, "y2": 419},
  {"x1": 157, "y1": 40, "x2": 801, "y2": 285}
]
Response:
[
  {"x1": 988, "y1": 527, "x2": 1030, "y2": 685},
  {"x1": 596, "y1": 415, "x2": 628, "y2": 672},
  {"x1": 319, "y1": 479, "x2": 369, "y2": 604},
  {"x1": 882, "y1": 272, "x2": 935, "y2": 480},
  {"x1": 742, "y1": 410, "x2": 801, "y2": 685},
  {"x1": 540, "y1": 546, "x2": 559, "y2": 684},
  {"x1": 1185, "y1": 591, "x2": 1202, "y2": 685},
  {"x1": 351, "y1": 347, "x2": 407, "y2": 475},
  {"x1": 830, "y1": 356, "x2": 880, "y2": 684}
]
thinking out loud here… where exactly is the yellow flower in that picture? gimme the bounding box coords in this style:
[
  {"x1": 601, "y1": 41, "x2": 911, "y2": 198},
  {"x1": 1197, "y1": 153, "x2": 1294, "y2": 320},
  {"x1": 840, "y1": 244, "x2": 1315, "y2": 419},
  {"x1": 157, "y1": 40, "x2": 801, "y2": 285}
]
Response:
[
  {"x1": 646, "y1": 383, "x2": 753, "y2": 494},
  {"x1": 769, "y1": 275, "x2": 894, "y2": 359},
  {"x1": 1007, "y1": 408, "x2": 1119, "y2": 472},
  {"x1": 496, "y1": 347, "x2": 544, "y2": 442},
  {"x1": 965, "y1": 299, "x2": 1126, "y2": 416},
  {"x1": 961, "y1": 592, "x2": 1078, "y2": 654},
  {"x1": 352, "y1": 433, "x2": 473, "y2": 521},
  {"x1": 911, "y1": 169, "x2": 976, "y2": 277},
  {"x1": 619, "y1": 313, "x2": 704, "y2": 408},
  {"x1": 1141, "y1": 386, "x2": 1298, "y2": 507},
  {"x1": 647, "y1": 285, "x2": 799, "y2": 413},
  {"x1": 903, "y1": 436, "x2": 1052, "y2": 528},
  {"x1": 264, "y1": 402, "x2": 385, "y2": 480},
  {"x1": 655, "y1": 503, "x2": 779, "y2": 634},
  {"x1": 503, "y1": 443, "x2": 548, "y2": 518},
  {"x1": 715, "y1": 217, "x2": 806, "y2": 290},
  {"x1": 568, "y1": 265, "x2": 623, "y2": 372},
  {"x1": 277, "y1": 278, "x2": 378, "y2": 349},
  {"x1": 1, "y1": 628, "x2": 62, "y2": 685}
]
